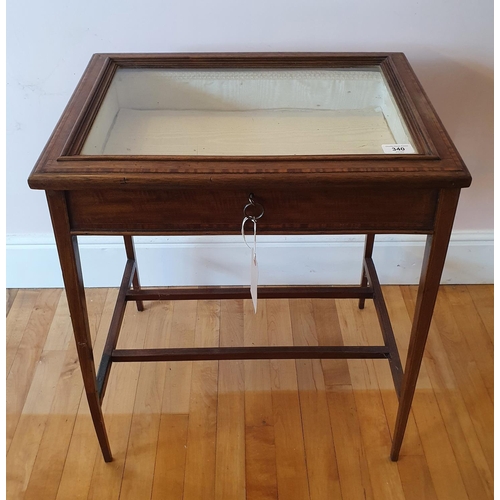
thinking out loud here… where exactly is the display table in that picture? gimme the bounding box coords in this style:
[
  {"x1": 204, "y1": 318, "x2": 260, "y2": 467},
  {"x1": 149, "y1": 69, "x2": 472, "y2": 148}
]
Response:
[{"x1": 28, "y1": 53, "x2": 471, "y2": 462}]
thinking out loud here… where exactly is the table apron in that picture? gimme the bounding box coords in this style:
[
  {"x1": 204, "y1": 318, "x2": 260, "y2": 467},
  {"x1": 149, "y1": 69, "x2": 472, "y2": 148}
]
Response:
[{"x1": 65, "y1": 186, "x2": 439, "y2": 234}]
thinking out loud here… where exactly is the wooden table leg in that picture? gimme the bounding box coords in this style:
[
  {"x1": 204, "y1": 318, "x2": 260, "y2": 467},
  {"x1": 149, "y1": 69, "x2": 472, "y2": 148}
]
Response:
[
  {"x1": 359, "y1": 233, "x2": 375, "y2": 309},
  {"x1": 390, "y1": 189, "x2": 460, "y2": 461},
  {"x1": 123, "y1": 235, "x2": 144, "y2": 311},
  {"x1": 46, "y1": 191, "x2": 113, "y2": 462}
]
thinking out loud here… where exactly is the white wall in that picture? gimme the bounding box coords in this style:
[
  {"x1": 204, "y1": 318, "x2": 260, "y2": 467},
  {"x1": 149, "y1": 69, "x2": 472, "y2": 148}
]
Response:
[{"x1": 6, "y1": 0, "x2": 493, "y2": 286}]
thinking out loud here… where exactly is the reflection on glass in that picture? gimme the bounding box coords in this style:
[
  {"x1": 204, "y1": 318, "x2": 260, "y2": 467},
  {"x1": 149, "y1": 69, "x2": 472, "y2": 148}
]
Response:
[{"x1": 81, "y1": 68, "x2": 416, "y2": 156}]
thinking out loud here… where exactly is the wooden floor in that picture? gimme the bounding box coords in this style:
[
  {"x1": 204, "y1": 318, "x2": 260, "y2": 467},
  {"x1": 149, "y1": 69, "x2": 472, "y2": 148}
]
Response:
[{"x1": 6, "y1": 286, "x2": 493, "y2": 500}]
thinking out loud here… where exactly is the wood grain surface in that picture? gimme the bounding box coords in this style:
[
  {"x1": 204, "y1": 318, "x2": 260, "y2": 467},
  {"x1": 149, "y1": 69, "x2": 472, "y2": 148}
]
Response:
[{"x1": 6, "y1": 286, "x2": 493, "y2": 500}]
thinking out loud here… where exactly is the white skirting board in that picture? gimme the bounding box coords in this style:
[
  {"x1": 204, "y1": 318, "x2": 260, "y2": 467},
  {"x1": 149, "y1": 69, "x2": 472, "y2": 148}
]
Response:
[{"x1": 6, "y1": 232, "x2": 493, "y2": 288}]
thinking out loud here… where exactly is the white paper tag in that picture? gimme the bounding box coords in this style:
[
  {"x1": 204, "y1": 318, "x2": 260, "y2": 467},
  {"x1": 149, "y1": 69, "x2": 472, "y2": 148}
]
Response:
[
  {"x1": 250, "y1": 249, "x2": 258, "y2": 313},
  {"x1": 381, "y1": 144, "x2": 415, "y2": 154},
  {"x1": 242, "y1": 216, "x2": 259, "y2": 313}
]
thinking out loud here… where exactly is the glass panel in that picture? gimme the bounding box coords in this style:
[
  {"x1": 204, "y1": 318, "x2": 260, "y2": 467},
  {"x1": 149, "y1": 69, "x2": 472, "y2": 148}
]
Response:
[{"x1": 81, "y1": 67, "x2": 417, "y2": 156}]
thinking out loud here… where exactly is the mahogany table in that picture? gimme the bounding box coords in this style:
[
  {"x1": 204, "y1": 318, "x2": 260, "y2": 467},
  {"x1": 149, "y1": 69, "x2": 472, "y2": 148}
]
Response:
[{"x1": 28, "y1": 53, "x2": 471, "y2": 462}]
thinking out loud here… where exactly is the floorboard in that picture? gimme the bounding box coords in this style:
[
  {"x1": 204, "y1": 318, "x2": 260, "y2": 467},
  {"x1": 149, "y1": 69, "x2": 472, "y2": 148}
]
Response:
[{"x1": 6, "y1": 286, "x2": 494, "y2": 500}]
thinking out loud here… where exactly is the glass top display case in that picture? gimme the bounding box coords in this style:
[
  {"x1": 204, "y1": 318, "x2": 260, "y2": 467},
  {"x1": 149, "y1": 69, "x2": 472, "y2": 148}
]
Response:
[{"x1": 27, "y1": 53, "x2": 471, "y2": 465}]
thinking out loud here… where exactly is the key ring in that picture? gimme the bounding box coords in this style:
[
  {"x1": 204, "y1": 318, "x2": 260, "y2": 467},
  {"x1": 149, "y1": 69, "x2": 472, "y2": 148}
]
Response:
[{"x1": 243, "y1": 193, "x2": 264, "y2": 221}]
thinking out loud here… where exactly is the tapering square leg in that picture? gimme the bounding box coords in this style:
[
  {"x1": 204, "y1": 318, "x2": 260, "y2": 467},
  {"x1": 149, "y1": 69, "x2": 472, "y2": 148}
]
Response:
[
  {"x1": 359, "y1": 233, "x2": 375, "y2": 309},
  {"x1": 124, "y1": 235, "x2": 144, "y2": 311},
  {"x1": 391, "y1": 189, "x2": 460, "y2": 460},
  {"x1": 46, "y1": 191, "x2": 113, "y2": 462}
]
